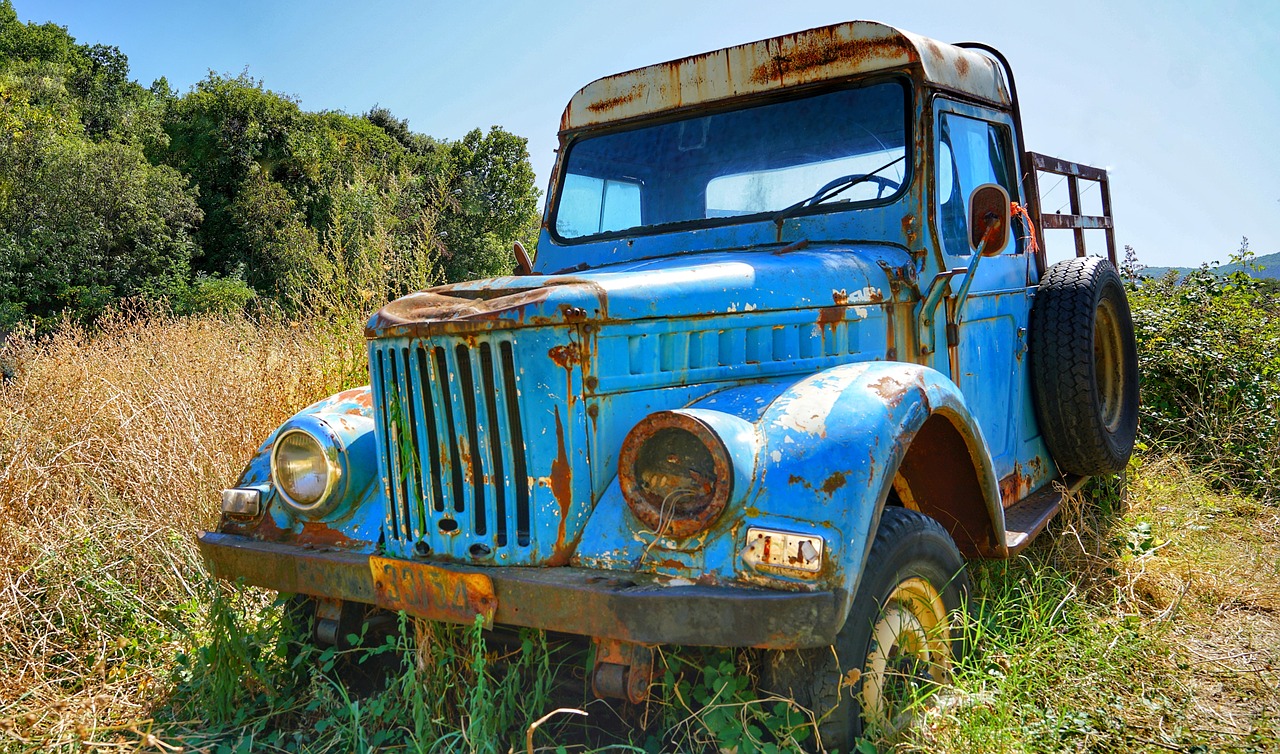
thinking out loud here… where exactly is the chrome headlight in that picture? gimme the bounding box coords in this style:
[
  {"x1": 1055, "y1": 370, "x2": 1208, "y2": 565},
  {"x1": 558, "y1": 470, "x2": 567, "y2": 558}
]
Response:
[
  {"x1": 271, "y1": 426, "x2": 343, "y2": 516},
  {"x1": 618, "y1": 411, "x2": 732, "y2": 538}
]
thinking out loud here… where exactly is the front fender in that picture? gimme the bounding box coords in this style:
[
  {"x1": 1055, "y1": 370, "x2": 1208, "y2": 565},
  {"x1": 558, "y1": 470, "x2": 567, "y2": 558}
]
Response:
[
  {"x1": 750, "y1": 362, "x2": 1003, "y2": 619},
  {"x1": 221, "y1": 386, "x2": 384, "y2": 550},
  {"x1": 575, "y1": 363, "x2": 1001, "y2": 632}
]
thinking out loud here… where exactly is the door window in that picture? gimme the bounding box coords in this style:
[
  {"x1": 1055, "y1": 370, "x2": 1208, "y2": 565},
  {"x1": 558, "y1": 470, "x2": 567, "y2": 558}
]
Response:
[{"x1": 936, "y1": 112, "x2": 1016, "y2": 255}]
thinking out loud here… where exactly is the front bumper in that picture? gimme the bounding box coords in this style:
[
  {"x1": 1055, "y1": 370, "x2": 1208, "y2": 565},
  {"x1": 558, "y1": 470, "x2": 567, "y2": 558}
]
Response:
[{"x1": 198, "y1": 532, "x2": 843, "y2": 649}]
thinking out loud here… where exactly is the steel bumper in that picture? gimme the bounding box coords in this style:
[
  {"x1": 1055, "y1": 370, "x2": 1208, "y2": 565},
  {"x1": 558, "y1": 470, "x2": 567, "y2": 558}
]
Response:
[{"x1": 198, "y1": 531, "x2": 843, "y2": 649}]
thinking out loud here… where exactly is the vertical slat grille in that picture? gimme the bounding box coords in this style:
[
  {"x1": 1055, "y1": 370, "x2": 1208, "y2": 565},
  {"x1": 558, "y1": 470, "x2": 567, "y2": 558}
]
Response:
[
  {"x1": 500, "y1": 341, "x2": 531, "y2": 546},
  {"x1": 373, "y1": 336, "x2": 536, "y2": 555},
  {"x1": 414, "y1": 347, "x2": 446, "y2": 513},
  {"x1": 433, "y1": 346, "x2": 466, "y2": 514},
  {"x1": 478, "y1": 343, "x2": 508, "y2": 547},
  {"x1": 455, "y1": 344, "x2": 487, "y2": 536}
]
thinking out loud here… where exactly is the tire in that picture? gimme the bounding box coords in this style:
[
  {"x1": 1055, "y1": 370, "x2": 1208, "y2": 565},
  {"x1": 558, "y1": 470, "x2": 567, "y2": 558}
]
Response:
[
  {"x1": 762, "y1": 507, "x2": 969, "y2": 750},
  {"x1": 1029, "y1": 256, "x2": 1139, "y2": 475}
]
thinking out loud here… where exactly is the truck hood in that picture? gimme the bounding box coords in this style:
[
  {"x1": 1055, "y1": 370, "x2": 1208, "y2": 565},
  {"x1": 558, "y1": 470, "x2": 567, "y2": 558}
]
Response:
[{"x1": 365, "y1": 244, "x2": 917, "y2": 338}]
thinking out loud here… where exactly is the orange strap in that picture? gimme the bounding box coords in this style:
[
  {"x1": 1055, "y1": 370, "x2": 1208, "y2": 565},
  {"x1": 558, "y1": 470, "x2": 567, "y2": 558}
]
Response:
[{"x1": 1010, "y1": 202, "x2": 1040, "y2": 256}]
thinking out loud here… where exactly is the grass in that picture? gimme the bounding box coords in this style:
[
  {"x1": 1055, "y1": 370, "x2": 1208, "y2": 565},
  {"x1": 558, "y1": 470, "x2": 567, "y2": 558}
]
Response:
[{"x1": 0, "y1": 310, "x2": 1277, "y2": 752}]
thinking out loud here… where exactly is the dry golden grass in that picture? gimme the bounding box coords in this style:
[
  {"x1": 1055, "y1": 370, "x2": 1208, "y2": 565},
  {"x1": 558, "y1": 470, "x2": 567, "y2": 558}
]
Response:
[
  {"x1": 1126, "y1": 456, "x2": 1280, "y2": 740},
  {"x1": 0, "y1": 308, "x2": 366, "y2": 747}
]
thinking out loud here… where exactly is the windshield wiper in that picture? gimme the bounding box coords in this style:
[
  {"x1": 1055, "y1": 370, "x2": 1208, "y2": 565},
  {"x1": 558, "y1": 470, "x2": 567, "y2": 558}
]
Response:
[{"x1": 771, "y1": 154, "x2": 907, "y2": 233}]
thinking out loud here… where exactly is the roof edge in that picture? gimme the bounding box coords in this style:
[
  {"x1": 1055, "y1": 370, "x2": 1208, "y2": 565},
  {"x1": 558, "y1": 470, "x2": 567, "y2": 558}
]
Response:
[{"x1": 560, "y1": 20, "x2": 1009, "y2": 131}]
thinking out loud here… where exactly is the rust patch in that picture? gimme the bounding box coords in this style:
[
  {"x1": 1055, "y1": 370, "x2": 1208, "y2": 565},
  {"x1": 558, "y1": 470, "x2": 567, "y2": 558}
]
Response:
[
  {"x1": 868, "y1": 373, "x2": 922, "y2": 408},
  {"x1": 820, "y1": 471, "x2": 848, "y2": 495},
  {"x1": 749, "y1": 34, "x2": 915, "y2": 85},
  {"x1": 365, "y1": 278, "x2": 606, "y2": 338},
  {"x1": 299, "y1": 521, "x2": 364, "y2": 549},
  {"x1": 897, "y1": 414, "x2": 996, "y2": 557},
  {"x1": 586, "y1": 87, "x2": 642, "y2": 113},
  {"x1": 548, "y1": 408, "x2": 573, "y2": 564},
  {"x1": 337, "y1": 387, "x2": 373, "y2": 413},
  {"x1": 224, "y1": 509, "x2": 286, "y2": 540},
  {"x1": 548, "y1": 344, "x2": 579, "y2": 369},
  {"x1": 901, "y1": 213, "x2": 918, "y2": 247},
  {"x1": 773, "y1": 239, "x2": 809, "y2": 255},
  {"x1": 999, "y1": 463, "x2": 1032, "y2": 507},
  {"x1": 817, "y1": 306, "x2": 844, "y2": 328},
  {"x1": 832, "y1": 289, "x2": 850, "y2": 306},
  {"x1": 788, "y1": 474, "x2": 809, "y2": 489},
  {"x1": 885, "y1": 301, "x2": 897, "y2": 361},
  {"x1": 954, "y1": 54, "x2": 971, "y2": 78}
]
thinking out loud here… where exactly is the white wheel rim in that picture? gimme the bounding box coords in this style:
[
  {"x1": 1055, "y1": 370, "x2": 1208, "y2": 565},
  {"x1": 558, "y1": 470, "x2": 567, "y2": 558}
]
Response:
[{"x1": 860, "y1": 576, "x2": 952, "y2": 732}]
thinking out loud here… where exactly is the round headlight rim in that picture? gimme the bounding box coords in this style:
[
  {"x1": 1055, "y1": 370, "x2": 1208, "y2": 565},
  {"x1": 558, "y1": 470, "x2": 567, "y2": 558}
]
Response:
[
  {"x1": 618, "y1": 411, "x2": 733, "y2": 539},
  {"x1": 270, "y1": 425, "x2": 345, "y2": 517}
]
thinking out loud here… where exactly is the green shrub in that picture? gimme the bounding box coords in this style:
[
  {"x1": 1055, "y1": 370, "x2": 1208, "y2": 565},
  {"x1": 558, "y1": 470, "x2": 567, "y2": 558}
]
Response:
[
  {"x1": 171, "y1": 272, "x2": 258, "y2": 316},
  {"x1": 1128, "y1": 241, "x2": 1280, "y2": 500}
]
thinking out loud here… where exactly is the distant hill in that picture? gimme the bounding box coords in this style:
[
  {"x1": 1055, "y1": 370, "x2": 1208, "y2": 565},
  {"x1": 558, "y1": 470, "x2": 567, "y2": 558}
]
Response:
[{"x1": 1142, "y1": 251, "x2": 1280, "y2": 280}]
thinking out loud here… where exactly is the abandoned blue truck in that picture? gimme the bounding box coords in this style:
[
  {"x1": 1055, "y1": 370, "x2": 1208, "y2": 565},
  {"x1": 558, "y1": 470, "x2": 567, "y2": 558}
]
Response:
[{"x1": 199, "y1": 20, "x2": 1138, "y2": 746}]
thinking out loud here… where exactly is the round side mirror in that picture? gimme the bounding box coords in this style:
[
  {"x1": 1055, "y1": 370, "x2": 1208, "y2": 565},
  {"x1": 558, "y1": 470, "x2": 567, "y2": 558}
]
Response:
[
  {"x1": 968, "y1": 183, "x2": 1011, "y2": 256},
  {"x1": 513, "y1": 240, "x2": 534, "y2": 276}
]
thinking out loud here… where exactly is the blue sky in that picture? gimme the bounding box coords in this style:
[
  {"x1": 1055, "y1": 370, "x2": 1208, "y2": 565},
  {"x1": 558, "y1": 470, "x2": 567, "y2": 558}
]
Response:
[{"x1": 17, "y1": 0, "x2": 1280, "y2": 268}]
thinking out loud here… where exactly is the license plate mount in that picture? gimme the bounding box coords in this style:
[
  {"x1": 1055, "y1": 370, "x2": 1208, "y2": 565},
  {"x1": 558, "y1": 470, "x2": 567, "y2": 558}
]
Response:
[{"x1": 369, "y1": 556, "x2": 497, "y2": 627}]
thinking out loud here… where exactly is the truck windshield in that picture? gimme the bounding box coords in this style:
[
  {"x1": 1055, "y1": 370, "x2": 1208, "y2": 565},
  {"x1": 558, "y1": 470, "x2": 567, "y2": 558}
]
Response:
[{"x1": 553, "y1": 80, "x2": 908, "y2": 241}]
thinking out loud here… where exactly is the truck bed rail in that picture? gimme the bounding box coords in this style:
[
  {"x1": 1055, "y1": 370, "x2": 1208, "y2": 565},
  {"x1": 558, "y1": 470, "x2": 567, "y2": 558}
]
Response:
[{"x1": 1025, "y1": 151, "x2": 1117, "y2": 271}]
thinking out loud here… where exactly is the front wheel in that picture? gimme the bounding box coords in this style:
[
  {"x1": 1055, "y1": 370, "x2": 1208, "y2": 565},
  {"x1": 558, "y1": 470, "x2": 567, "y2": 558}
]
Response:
[{"x1": 763, "y1": 507, "x2": 969, "y2": 749}]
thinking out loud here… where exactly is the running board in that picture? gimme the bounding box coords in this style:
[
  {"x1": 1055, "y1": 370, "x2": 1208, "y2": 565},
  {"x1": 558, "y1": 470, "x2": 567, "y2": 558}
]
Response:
[{"x1": 1003, "y1": 474, "x2": 1088, "y2": 554}]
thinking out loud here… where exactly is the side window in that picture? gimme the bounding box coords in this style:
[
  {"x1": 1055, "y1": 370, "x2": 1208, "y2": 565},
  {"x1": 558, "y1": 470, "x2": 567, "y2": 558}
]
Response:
[
  {"x1": 937, "y1": 112, "x2": 1017, "y2": 256},
  {"x1": 556, "y1": 174, "x2": 642, "y2": 238}
]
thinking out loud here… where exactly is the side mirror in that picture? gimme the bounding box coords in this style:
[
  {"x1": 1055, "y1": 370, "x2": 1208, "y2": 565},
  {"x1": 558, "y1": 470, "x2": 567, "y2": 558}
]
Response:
[
  {"x1": 513, "y1": 240, "x2": 534, "y2": 276},
  {"x1": 968, "y1": 183, "x2": 1010, "y2": 256}
]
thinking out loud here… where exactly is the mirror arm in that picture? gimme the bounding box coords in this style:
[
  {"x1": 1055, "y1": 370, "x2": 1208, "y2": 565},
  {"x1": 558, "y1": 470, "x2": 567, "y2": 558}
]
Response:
[{"x1": 952, "y1": 216, "x2": 999, "y2": 312}]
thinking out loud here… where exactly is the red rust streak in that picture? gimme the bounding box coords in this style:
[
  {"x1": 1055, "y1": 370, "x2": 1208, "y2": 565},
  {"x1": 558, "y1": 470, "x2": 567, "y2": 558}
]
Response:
[
  {"x1": 299, "y1": 521, "x2": 365, "y2": 549},
  {"x1": 548, "y1": 408, "x2": 573, "y2": 565},
  {"x1": 586, "y1": 88, "x2": 641, "y2": 113}
]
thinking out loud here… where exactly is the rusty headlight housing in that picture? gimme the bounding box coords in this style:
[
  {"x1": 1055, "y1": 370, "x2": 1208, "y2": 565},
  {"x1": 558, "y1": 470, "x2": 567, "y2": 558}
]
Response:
[
  {"x1": 619, "y1": 411, "x2": 732, "y2": 538},
  {"x1": 271, "y1": 426, "x2": 343, "y2": 517}
]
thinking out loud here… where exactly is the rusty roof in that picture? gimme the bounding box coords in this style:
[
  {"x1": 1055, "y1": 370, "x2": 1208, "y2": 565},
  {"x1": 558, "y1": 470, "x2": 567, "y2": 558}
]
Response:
[{"x1": 560, "y1": 21, "x2": 1010, "y2": 131}]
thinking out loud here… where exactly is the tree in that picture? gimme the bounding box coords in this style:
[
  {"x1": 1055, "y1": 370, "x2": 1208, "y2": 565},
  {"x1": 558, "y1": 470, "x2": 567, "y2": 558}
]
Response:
[{"x1": 429, "y1": 126, "x2": 541, "y2": 282}]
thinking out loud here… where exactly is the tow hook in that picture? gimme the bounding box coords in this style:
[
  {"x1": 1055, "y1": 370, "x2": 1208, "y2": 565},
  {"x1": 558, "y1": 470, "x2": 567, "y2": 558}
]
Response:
[
  {"x1": 591, "y1": 639, "x2": 655, "y2": 704},
  {"x1": 314, "y1": 598, "x2": 366, "y2": 649}
]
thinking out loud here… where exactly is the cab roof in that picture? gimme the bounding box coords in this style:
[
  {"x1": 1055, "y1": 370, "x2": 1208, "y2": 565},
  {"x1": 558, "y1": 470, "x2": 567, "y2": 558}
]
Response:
[{"x1": 560, "y1": 20, "x2": 1010, "y2": 132}]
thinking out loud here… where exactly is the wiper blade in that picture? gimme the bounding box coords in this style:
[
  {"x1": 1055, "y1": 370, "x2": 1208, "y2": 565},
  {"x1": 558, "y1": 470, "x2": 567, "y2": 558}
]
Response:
[{"x1": 771, "y1": 154, "x2": 906, "y2": 230}]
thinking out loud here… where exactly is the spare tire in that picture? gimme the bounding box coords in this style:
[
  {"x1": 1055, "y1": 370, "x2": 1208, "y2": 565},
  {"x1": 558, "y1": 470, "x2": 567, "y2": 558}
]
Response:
[{"x1": 1029, "y1": 256, "x2": 1138, "y2": 475}]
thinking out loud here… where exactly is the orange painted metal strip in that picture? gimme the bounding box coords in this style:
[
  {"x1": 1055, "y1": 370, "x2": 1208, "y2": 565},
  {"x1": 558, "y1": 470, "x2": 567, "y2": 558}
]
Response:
[{"x1": 369, "y1": 556, "x2": 497, "y2": 628}]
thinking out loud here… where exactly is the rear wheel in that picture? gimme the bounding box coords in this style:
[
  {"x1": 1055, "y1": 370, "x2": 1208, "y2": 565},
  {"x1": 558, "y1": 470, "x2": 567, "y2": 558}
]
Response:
[{"x1": 762, "y1": 507, "x2": 969, "y2": 750}]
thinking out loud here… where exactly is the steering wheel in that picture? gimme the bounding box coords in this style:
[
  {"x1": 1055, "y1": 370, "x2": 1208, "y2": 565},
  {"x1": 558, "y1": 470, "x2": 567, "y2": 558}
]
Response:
[{"x1": 811, "y1": 173, "x2": 902, "y2": 204}]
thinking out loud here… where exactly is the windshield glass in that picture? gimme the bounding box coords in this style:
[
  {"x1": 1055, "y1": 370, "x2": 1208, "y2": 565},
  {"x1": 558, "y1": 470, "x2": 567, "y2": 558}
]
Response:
[{"x1": 553, "y1": 80, "x2": 908, "y2": 241}]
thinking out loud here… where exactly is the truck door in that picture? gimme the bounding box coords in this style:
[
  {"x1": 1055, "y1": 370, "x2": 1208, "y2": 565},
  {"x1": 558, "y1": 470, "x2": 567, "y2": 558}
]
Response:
[{"x1": 932, "y1": 101, "x2": 1031, "y2": 476}]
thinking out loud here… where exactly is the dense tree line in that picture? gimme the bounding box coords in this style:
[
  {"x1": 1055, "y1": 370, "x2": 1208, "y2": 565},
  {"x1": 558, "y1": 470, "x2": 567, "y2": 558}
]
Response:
[{"x1": 0, "y1": 1, "x2": 541, "y2": 330}]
